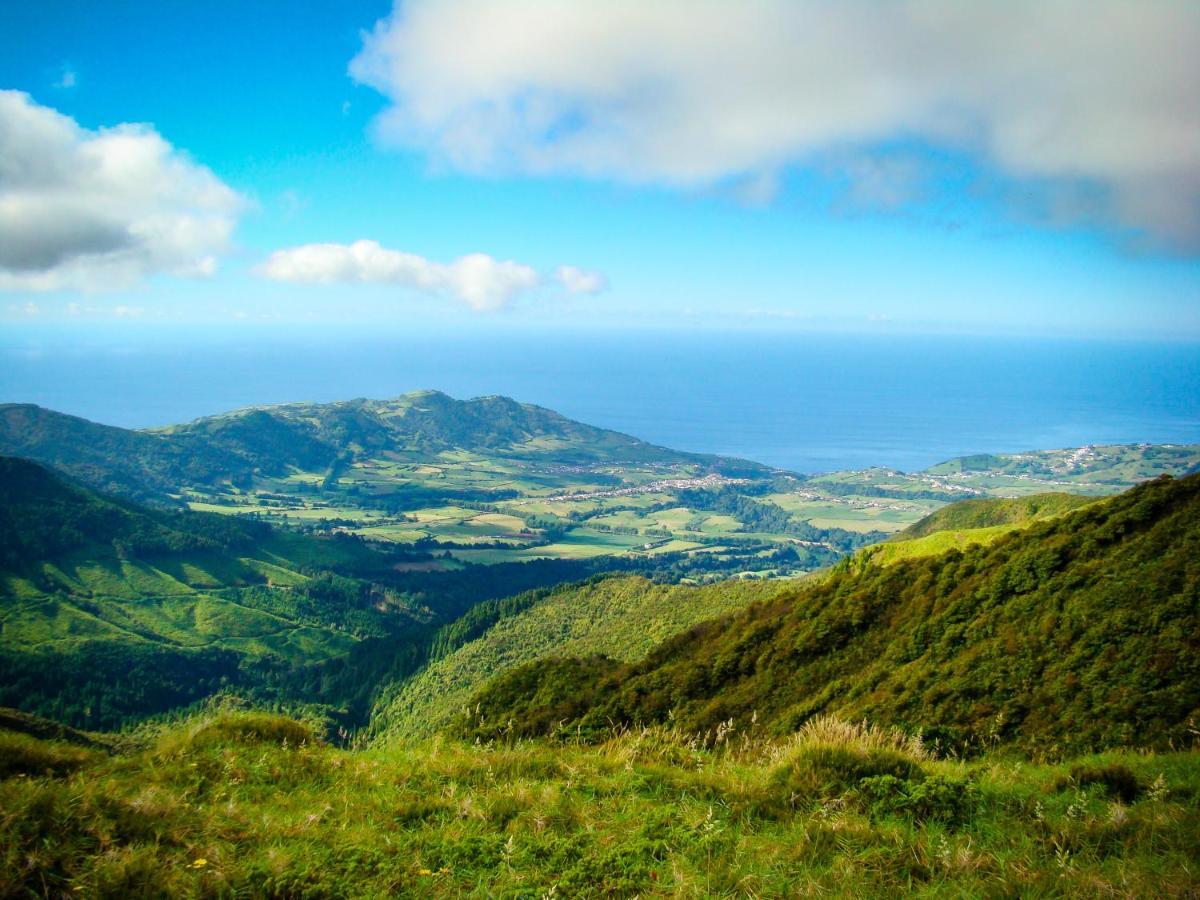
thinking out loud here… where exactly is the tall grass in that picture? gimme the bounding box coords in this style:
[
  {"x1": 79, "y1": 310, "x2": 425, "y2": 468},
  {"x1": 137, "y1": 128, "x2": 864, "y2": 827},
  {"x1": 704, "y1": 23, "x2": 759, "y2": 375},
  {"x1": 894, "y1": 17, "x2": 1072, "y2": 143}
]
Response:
[{"x1": 1, "y1": 710, "x2": 1197, "y2": 898}]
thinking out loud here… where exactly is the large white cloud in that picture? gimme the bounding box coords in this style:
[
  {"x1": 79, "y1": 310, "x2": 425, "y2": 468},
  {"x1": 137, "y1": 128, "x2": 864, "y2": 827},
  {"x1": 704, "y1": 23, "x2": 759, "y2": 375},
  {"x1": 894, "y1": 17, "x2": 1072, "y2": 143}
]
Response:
[
  {"x1": 259, "y1": 239, "x2": 602, "y2": 311},
  {"x1": 351, "y1": 0, "x2": 1200, "y2": 251},
  {"x1": 0, "y1": 91, "x2": 242, "y2": 291}
]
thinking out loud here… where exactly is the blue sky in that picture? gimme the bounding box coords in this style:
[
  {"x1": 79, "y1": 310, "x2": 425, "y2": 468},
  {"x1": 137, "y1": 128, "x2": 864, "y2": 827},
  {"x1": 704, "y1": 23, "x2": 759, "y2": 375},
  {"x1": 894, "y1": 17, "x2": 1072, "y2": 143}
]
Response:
[{"x1": 1, "y1": 0, "x2": 1198, "y2": 337}]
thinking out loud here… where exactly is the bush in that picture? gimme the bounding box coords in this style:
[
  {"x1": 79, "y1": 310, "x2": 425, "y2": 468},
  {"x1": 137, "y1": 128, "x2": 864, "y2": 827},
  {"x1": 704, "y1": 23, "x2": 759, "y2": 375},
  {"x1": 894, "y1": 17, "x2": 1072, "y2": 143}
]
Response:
[
  {"x1": 772, "y1": 744, "x2": 924, "y2": 804},
  {"x1": 857, "y1": 773, "x2": 979, "y2": 826},
  {"x1": 172, "y1": 712, "x2": 317, "y2": 752},
  {"x1": 1058, "y1": 763, "x2": 1142, "y2": 803}
]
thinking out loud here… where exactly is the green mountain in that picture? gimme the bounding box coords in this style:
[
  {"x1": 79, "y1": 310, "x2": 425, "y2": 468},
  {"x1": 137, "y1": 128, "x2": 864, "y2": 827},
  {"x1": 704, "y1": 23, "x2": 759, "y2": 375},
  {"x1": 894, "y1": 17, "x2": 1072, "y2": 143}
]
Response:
[
  {"x1": 0, "y1": 391, "x2": 762, "y2": 507},
  {"x1": 156, "y1": 391, "x2": 716, "y2": 465},
  {"x1": 0, "y1": 404, "x2": 250, "y2": 505},
  {"x1": 0, "y1": 456, "x2": 439, "y2": 728},
  {"x1": 461, "y1": 473, "x2": 1200, "y2": 755}
]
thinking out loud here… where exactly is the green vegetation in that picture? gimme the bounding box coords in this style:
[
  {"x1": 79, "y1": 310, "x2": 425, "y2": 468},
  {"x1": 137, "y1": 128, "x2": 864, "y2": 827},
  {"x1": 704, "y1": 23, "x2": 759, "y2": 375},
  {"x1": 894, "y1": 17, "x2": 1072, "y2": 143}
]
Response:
[
  {"x1": 861, "y1": 524, "x2": 1018, "y2": 566},
  {"x1": 462, "y1": 474, "x2": 1200, "y2": 756},
  {"x1": 373, "y1": 575, "x2": 793, "y2": 740},
  {"x1": 3, "y1": 401, "x2": 1200, "y2": 896},
  {"x1": 2, "y1": 708, "x2": 1196, "y2": 897},
  {"x1": 925, "y1": 443, "x2": 1200, "y2": 492},
  {"x1": 854, "y1": 492, "x2": 1102, "y2": 566},
  {"x1": 0, "y1": 457, "x2": 691, "y2": 730},
  {"x1": 895, "y1": 492, "x2": 1099, "y2": 540},
  {"x1": 4, "y1": 396, "x2": 1197, "y2": 579}
]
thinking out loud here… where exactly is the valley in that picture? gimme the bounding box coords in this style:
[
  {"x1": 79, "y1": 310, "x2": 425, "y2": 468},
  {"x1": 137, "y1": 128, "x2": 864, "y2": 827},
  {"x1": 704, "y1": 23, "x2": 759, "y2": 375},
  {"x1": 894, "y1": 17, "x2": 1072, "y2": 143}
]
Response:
[
  {"x1": 1, "y1": 394, "x2": 1198, "y2": 897},
  {"x1": 4, "y1": 394, "x2": 1196, "y2": 584}
]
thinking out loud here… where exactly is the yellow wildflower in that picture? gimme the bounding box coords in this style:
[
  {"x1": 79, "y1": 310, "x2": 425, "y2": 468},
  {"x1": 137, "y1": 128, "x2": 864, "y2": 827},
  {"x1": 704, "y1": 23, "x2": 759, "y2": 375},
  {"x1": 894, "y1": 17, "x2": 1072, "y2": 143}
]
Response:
[{"x1": 191, "y1": 858, "x2": 208, "y2": 869}]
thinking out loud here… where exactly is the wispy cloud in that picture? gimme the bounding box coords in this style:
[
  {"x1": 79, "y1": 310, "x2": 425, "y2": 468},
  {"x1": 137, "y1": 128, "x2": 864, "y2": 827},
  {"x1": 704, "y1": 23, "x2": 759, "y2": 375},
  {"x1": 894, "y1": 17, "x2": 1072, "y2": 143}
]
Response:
[
  {"x1": 53, "y1": 66, "x2": 77, "y2": 90},
  {"x1": 258, "y1": 239, "x2": 602, "y2": 311},
  {"x1": 352, "y1": 0, "x2": 1200, "y2": 252},
  {"x1": 0, "y1": 91, "x2": 243, "y2": 291},
  {"x1": 554, "y1": 265, "x2": 606, "y2": 295}
]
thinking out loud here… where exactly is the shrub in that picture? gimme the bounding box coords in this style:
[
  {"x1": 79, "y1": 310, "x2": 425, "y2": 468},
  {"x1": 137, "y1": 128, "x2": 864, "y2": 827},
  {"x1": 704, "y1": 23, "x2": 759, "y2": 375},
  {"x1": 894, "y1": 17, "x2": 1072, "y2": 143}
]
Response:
[
  {"x1": 857, "y1": 773, "x2": 979, "y2": 826},
  {"x1": 1058, "y1": 763, "x2": 1142, "y2": 804},
  {"x1": 164, "y1": 712, "x2": 317, "y2": 754},
  {"x1": 774, "y1": 744, "x2": 923, "y2": 802}
]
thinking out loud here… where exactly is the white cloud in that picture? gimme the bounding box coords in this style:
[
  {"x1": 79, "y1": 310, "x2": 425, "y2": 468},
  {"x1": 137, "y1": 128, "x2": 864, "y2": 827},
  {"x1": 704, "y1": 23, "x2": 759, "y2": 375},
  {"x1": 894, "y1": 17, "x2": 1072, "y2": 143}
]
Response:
[
  {"x1": 258, "y1": 239, "x2": 544, "y2": 311},
  {"x1": 352, "y1": 0, "x2": 1200, "y2": 251},
  {"x1": 0, "y1": 90, "x2": 243, "y2": 291},
  {"x1": 555, "y1": 265, "x2": 606, "y2": 295}
]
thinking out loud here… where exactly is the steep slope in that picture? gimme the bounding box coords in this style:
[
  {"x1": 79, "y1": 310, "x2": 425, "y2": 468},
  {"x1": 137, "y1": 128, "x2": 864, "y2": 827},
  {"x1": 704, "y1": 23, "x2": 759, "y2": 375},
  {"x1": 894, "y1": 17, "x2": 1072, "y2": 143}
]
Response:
[
  {"x1": 0, "y1": 457, "x2": 452, "y2": 729},
  {"x1": 462, "y1": 474, "x2": 1200, "y2": 754},
  {"x1": 0, "y1": 455, "x2": 267, "y2": 571},
  {"x1": 373, "y1": 574, "x2": 792, "y2": 740}
]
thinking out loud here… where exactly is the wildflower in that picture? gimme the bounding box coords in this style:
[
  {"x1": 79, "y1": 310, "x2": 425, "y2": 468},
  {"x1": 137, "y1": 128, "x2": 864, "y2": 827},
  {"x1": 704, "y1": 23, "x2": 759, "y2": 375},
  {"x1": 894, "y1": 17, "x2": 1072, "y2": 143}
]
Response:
[
  {"x1": 418, "y1": 868, "x2": 433, "y2": 876},
  {"x1": 191, "y1": 858, "x2": 208, "y2": 869}
]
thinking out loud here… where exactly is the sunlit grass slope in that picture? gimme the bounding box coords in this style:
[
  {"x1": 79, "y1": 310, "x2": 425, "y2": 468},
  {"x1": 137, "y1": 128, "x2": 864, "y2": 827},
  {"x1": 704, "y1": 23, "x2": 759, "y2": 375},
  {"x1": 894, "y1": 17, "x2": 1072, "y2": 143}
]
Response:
[{"x1": 1, "y1": 708, "x2": 1196, "y2": 898}]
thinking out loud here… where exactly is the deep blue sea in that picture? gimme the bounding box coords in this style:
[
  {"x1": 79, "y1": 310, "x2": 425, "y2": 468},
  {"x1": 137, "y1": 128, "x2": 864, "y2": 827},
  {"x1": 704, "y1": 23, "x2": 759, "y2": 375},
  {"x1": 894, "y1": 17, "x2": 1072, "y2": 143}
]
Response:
[{"x1": 2, "y1": 327, "x2": 1198, "y2": 474}]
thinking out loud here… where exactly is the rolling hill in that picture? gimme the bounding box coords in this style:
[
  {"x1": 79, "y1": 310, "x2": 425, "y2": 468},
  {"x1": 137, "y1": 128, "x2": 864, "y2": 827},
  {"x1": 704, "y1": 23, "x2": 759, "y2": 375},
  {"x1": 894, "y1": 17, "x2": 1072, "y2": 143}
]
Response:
[
  {"x1": 0, "y1": 391, "x2": 762, "y2": 507},
  {"x1": 461, "y1": 473, "x2": 1200, "y2": 755},
  {"x1": 0, "y1": 456, "x2": 652, "y2": 730},
  {"x1": 854, "y1": 491, "x2": 1102, "y2": 567},
  {"x1": 372, "y1": 575, "x2": 794, "y2": 740},
  {"x1": 893, "y1": 493, "x2": 1099, "y2": 540}
]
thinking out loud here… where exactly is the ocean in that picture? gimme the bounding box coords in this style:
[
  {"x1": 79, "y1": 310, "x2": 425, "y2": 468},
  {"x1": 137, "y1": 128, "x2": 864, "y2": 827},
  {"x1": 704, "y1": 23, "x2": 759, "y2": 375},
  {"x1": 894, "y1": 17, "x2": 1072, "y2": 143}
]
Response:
[{"x1": 2, "y1": 327, "x2": 1198, "y2": 474}]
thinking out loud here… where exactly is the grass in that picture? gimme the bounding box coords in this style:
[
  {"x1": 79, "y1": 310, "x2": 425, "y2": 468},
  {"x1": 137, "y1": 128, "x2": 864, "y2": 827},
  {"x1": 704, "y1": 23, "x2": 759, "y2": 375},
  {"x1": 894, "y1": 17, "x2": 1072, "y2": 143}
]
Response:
[
  {"x1": 863, "y1": 524, "x2": 1018, "y2": 566},
  {"x1": 374, "y1": 575, "x2": 784, "y2": 740},
  {"x1": 2, "y1": 708, "x2": 1196, "y2": 898}
]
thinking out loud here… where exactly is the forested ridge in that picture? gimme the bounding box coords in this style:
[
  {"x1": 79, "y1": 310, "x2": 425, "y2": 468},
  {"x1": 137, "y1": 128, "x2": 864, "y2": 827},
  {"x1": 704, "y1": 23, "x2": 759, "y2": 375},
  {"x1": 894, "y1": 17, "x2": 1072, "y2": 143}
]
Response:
[{"x1": 462, "y1": 474, "x2": 1200, "y2": 755}]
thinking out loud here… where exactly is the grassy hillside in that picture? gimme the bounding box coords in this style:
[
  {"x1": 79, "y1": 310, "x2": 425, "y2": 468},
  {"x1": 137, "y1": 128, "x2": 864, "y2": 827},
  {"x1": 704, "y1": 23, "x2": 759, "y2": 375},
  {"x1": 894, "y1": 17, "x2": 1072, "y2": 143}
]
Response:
[
  {"x1": 1, "y1": 457, "x2": 640, "y2": 731},
  {"x1": 462, "y1": 474, "x2": 1200, "y2": 755},
  {"x1": 373, "y1": 575, "x2": 794, "y2": 740},
  {"x1": 852, "y1": 492, "x2": 1101, "y2": 567},
  {"x1": 2, "y1": 708, "x2": 1196, "y2": 897},
  {"x1": 895, "y1": 492, "x2": 1097, "y2": 540},
  {"x1": 862, "y1": 524, "x2": 1019, "y2": 567},
  {"x1": 0, "y1": 404, "x2": 250, "y2": 506}
]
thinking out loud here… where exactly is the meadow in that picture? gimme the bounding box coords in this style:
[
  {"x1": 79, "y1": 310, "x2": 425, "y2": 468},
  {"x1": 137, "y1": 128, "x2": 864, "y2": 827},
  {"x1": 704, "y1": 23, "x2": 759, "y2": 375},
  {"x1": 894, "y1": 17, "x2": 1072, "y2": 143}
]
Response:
[{"x1": 2, "y1": 707, "x2": 1196, "y2": 898}]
